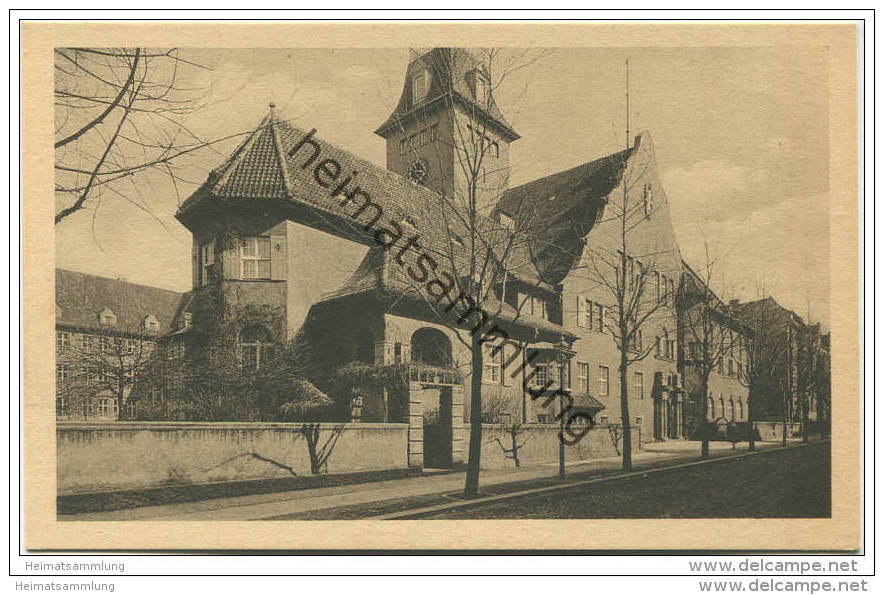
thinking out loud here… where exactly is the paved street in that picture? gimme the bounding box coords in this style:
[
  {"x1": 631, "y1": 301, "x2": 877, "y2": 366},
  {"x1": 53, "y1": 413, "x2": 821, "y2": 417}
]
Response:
[{"x1": 404, "y1": 441, "x2": 831, "y2": 519}]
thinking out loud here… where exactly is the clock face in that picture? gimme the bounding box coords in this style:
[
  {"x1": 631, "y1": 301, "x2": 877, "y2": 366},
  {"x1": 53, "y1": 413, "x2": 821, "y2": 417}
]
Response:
[{"x1": 408, "y1": 159, "x2": 428, "y2": 184}]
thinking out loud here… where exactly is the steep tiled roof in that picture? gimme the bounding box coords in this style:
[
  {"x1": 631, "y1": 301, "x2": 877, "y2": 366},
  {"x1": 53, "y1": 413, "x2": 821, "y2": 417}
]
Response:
[
  {"x1": 375, "y1": 48, "x2": 519, "y2": 141},
  {"x1": 495, "y1": 143, "x2": 635, "y2": 285},
  {"x1": 55, "y1": 269, "x2": 187, "y2": 335}
]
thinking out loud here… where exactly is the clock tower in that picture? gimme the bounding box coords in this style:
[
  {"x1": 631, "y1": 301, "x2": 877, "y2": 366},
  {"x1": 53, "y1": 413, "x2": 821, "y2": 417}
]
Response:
[{"x1": 375, "y1": 48, "x2": 520, "y2": 215}]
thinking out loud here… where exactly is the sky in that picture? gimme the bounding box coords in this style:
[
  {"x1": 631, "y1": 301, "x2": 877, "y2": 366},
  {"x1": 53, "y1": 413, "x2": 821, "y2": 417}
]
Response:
[{"x1": 55, "y1": 46, "x2": 831, "y2": 328}]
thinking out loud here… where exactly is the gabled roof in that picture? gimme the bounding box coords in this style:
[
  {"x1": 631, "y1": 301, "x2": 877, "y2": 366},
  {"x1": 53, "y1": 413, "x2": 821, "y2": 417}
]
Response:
[
  {"x1": 374, "y1": 48, "x2": 519, "y2": 141},
  {"x1": 55, "y1": 269, "x2": 187, "y2": 335}
]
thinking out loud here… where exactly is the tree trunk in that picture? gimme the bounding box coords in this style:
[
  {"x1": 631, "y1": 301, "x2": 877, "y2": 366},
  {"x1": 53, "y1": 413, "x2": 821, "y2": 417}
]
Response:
[
  {"x1": 747, "y1": 391, "x2": 756, "y2": 451},
  {"x1": 619, "y1": 349, "x2": 632, "y2": 472},
  {"x1": 464, "y1": 332, "x2": 484, "y2": 498},
  {"x1": 700, "y1": 373, "x2": 710, "y2": 459}
]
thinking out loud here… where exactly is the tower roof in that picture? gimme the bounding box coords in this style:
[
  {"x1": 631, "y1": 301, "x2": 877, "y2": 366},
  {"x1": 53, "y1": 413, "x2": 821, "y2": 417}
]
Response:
[{"x1": 374, "y1": 48, "x2": 519, "y2": 141}]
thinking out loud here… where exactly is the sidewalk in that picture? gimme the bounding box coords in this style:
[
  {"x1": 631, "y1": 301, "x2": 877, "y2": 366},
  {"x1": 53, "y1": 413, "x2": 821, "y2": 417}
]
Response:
[{"x1": 61, "y1": 439, "x2": 802, "y2": 521}]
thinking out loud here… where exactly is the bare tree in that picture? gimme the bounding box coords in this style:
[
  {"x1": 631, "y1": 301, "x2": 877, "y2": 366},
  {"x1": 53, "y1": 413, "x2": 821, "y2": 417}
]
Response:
[
  {"x1": 482, "y1": 386, "x2": 531, "y2": 467},
  {"x1": 678, "y1": 245, "x2": 737, "y2": 459},
  {"x1": 734, "y1": 289, "x2": 783, "y2": 451},
  {"x1": 57, "y1": 324, "x2": 156, "y2": 420},
  {"x1": 383, "y1": 48, "x2": 552, "y2": 497},
  {"x1": 54, "y1": 47, "x2": 246, "y2": 224},
  {"x1": 563, "y1": 154, "x2": 673, "y2": 472}
]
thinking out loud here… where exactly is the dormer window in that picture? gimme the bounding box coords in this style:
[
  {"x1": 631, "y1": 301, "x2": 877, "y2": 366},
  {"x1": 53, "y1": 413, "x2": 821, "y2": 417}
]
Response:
[
  {"x1": 498, "y1": 211, "x2": 514, "y2": 230},
  {"x1": 143, "y1": 315, "x2": 159, "y2": 333},
  {"x1": 98, "y1": 307, "x2": 116, "y2": 326},
  {"x1": 469, "y1": 69, "x2": 490, "y2": 106},
  {"x1": 412, "y1": 71, "x2": 429, "y2": 105}
]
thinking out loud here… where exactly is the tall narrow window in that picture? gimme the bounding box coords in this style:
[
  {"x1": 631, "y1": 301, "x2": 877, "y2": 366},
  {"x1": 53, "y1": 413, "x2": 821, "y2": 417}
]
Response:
[
  {"x1": 599, "y1": 366, "x2": 609, "y2": 396},
  {"x1": 56, "y1": 331, "x2": 70, "y2": 353},
  {"x1": 595, "y1": 303, "x2": 604, "y2": 332},
  {"x1": 634, "y1": 372, "x2": 644, "y2": 399},
  {"x1": 200, "y1": 241, "x2": 215, "y2": 286},
  {"x1": 484, "y1": 343, "x2": 501, "y2": 383},
  {"x1": 578, "y1": 361, "x2": 589, "y2": 394},
  {"x1": 412, "y1": 72, "x2": 428, "y2": 104},
  {"x1": 533, "y1": 363, "x2": 548, "y2": 388},
  {"x1": 240, "y1": 237, "x2": 271, "y2": 279}
]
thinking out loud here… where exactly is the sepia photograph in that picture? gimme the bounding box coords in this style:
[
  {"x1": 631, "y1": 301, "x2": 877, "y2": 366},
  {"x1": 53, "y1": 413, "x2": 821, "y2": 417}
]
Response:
[{"x1": 19, "y1": 20, "x2": 861, "y2": 554}]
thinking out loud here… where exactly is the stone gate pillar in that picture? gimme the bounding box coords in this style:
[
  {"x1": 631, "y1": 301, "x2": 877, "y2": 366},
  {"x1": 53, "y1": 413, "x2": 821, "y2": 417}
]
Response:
[
  {"x1": 451, "y1": 384, "x2": 465, "y2": 467},
  {"x1": 407, "y1": 380, "x2": 423, "y2": 468}
]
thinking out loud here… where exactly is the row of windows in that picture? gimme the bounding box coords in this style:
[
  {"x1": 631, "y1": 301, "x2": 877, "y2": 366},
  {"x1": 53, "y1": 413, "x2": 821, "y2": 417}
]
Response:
[
  {"x1": 56, "y1": 397, "x2": 135, "y2": 419},
  {"x1": 708, "y1": 395, "x2": 745, "y2": 421},
  {"x1": 398, "y1": 124, "x2": 439, "y2": 156},
  {"x1": 56, "y1": 331, "x2": 147, "y2": 355},
  {"x1": 57, "y1": 364, "x2": 133, "y2": 387},
  {"x1": 465, "y1": 124, "x2": 500, "y2": 158},
  {"x1": 576, "y1": 362, "x2": 647, "y2": 399}
]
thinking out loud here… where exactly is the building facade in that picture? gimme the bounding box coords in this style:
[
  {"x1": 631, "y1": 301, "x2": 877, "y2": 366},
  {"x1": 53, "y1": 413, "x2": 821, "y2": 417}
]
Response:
[{"x1": 56, "y1": 48, "x2": 805, "y2": 465}]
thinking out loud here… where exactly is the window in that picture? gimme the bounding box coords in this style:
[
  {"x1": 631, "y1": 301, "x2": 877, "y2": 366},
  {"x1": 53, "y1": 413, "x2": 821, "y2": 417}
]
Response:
[
  {"x1": 490, "y1": 140, "x2": 499, "y2": 158},
  {"x1": 412, "y1": 71, "x2": 429, "y2": 104},
  {"x1": 738, "y1": 399, "x2": 744, "y2": 420},
  {"x1": 98, "y1": 308, "x2": 116, "y2": 326},
  {"x1": 634, "y1": 372, "x2": 644, "y2": 399},
  {"x1": 125, "y1": 400, "x2": 137, "y2": 419},
  {"x1": 56, "y1": 397, "x2": 67, "y2": 417},
  {"x1": 719, "y1": 396, "x2": 725, "y2": 419},
  {"x1": 599, "y1": 415, "x2": 609, "y2": 426},
  {"x1": 643, "y1": 182, "x2": 654, "y2": 217},
  {"x1": 484, "y1": 344, "x2": 501, "y2": 383},
  {"x1": 630, "y1": 330, "x2": 643, "y2": 352},
  {"x1": 599, "y1": 366, "x2": 609, "y2": 396},
  {"x1": 56, "y1": 365, "x2": 68, "y2": 385},
  {"x1": 99, "y1": 336, "x2": 111, "y2": 355},
  {"x1": 729, "y1": 398, "x2": 735, "y2": 420},
  {"x1": 82, "y1": 400, "x2": 94, "y2": 418},
  {"x1": 81, "y1": 334, "x2": 94, "y2": 353},
  {"x1": 240, "y1": 237, "x2": 271, "y2": 279},
  {"x1": 728, "y1": 358, "x2": 735, "y2": 376},
  {"x1": 668, "y1": 339, "x2": 676, "y2": 360},
  {"x1": 595, "y1": 303, "x2": 604, "y2": 332},
  {"x1": 499, "y1": 211, "x2": 514, "y2": 230},
  {"x1": 97, "y1": 398, "x2": 111, "y2": 417},
  {"x1": 532, "y1": 296, "x2": 548, "y2": 320},
  {"x1": 655, "y1": 336, "x2": 661, "y2": 357},
  {"x1": 708, "y1": 396, "x2": 715, "y2": 418},
  {"x1": 577, "y1": 361, "x2": 589, "y2": 394},
  {"x1": 240, "y1": 325, "x2": 274, "y2": 371},
  {"x1": 474, "y1": 72, "x2": 490, "y2": 105},
  {"x1": 537, "y1": 413, "x2": 551, "y2": 423},
  {"x1": 636, "y1": 417, "x2": 643, "y2": 425},
  {"x1": 718, "y1": 359, "x2": 724, "y2": 374},
  {"x1": 143, "y1": 315, "x2": 159, "y2": 333},
  {"x1": 56, "y1": 331, "x2": 70, "y2": 353},
  {"x1": 125, "y1": 339, "x2": 137, "y2": 355},
  {"x1": 200, "y1": 241, "x2": 215, "y2": 286},
  {"x1": 669, "y1": 279, "x2": 676, "y2": 305},
  {"x1": 533, "y1": 364, "x2": 548, "y2": 388}
]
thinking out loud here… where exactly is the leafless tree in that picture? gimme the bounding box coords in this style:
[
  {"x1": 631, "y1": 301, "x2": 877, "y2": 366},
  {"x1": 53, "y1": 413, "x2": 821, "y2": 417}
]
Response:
[
  {"x1": 564, "y1": 155, "x2": 673, "y2": 472},
  {"x1": 54, "y1": 47, "x2": 247, "y2": 224},
  {"x1": 383, "y1": 48, "x2": 552, "y2": 497},
  {"x1": 482, "y1": 387, "x2": 531, "y2": 467},
  {"x1": 678, "y1": 244, "x2": 738, "y2": 459},
  {"x1": 734, "y1": 287, "x2": 783, "y2": 451},
  {"x1": 57, "y1": 324, "x2": 157, "y2": 421}
]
